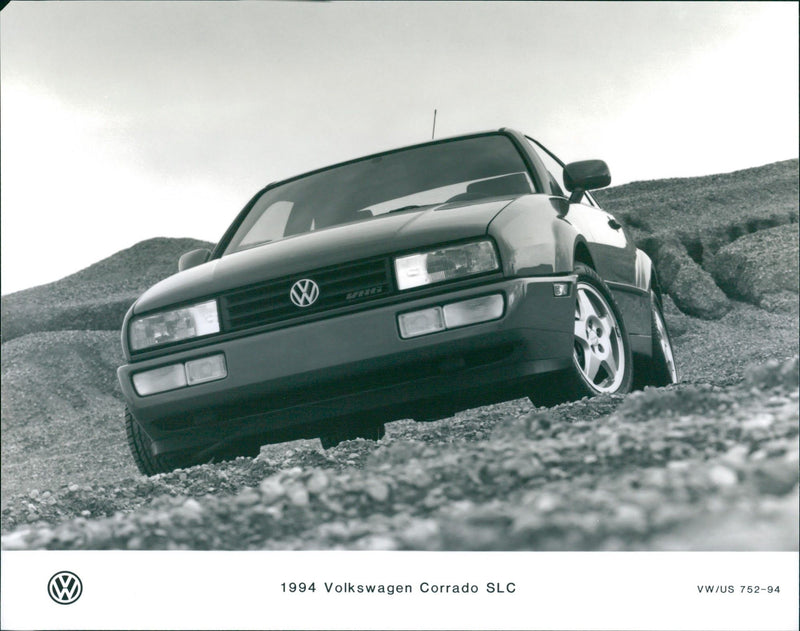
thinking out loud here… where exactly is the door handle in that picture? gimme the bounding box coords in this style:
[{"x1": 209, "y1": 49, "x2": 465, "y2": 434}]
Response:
[{"x1": 608, "y1": 218, "x2": 622, "y2": 230}]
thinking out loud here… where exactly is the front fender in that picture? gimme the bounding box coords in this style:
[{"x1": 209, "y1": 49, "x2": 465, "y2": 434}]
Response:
[{"x1": 488, "y1": 196, "x2": 577, "y2": 276}]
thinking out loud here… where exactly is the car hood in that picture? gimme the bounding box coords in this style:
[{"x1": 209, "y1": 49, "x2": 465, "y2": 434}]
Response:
[{"x1": 133, "y1": 197, "x2": 517, "y2": 314}]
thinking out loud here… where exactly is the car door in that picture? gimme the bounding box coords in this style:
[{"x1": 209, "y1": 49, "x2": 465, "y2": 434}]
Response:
[{"x1": 523, "y1": 137, "x2": 637, "y2": 287}]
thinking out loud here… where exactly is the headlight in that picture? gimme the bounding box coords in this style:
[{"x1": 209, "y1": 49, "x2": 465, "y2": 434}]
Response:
[
  {"x1": 394, "y1": 240, "x2": 499, "y2": 290},
  {"x1": 129, "y1": 299, "x2": 220, "y2": 351}
]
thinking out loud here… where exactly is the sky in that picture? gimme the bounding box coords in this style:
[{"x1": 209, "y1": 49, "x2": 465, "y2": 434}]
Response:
[{"x1": 1, "y1": 1, "x2": 798, "y2": 294}]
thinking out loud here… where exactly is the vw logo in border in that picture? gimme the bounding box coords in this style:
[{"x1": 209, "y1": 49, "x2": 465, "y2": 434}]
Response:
[
  {"x1": 48, "y1": 571, "x2": 83, "y2": 605},
  {"x1": 290, "y1": 278, "x2": 320, "y2": 308}
]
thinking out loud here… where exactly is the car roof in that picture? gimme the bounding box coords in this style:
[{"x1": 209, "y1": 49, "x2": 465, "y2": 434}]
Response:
[{"x1": 264, "y1": 127, "x2": 525, "y2": 188}]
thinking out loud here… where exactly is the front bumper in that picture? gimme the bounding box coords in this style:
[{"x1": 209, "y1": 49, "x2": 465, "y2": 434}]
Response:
[{"x1": 118, "y1": 276, "x2": 576, "y2": 455}]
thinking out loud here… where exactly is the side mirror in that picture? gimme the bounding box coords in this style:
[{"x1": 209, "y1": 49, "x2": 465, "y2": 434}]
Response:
[
  {"x1": 178, "y1": 248, "x2": 211, "y2": 272},
  {"x1": 563, "y1": 160, "x2": 611, "y2": 203}
]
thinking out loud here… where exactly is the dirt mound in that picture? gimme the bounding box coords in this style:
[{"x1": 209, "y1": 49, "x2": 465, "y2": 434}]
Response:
[
  {"x1": 595, "y1": 159, "x2": 798, "y2": 319},
  {"x1": 711, "y1": 223, "x2": 799, "y2": 311},
  {"x1": 1, "y1": 330, "x2": 134, "y2": 504},
  {"x1": 652, "y1": 242, "x2": 731, "y2": 319},
  {"x1": 1, "y1": 237, "x2": 213, "y2": 342}
]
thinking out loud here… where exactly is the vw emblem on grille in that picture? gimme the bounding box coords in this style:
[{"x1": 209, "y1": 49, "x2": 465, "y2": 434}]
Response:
[
  {"x1": 290, "y1": 279, "x2": 320, "y2": 307},
  {"x1": 48, "y1": 571, "x2": 83, "y2": 605}
]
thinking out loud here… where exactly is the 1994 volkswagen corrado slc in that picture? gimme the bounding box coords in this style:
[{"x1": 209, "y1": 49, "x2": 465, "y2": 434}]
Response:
[{"x1": 118, "y1": 128, "x2": 678, "y2": 475}]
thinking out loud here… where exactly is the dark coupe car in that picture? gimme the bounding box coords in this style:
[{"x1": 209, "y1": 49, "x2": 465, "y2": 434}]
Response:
[{"x1": 117, "y1": 128, "x2": 677, "y2": 475}]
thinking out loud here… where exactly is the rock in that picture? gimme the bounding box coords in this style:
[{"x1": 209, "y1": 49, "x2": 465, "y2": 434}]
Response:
[
  {"x1": 258, "y1": 478, "x2": 286, "y2": 504},
  {"x1": 667, "y1": 460, "x2": 691, "y2": 471},
  {"x1": 306, "y1": 471, "x2": 330, "y2": 494},
  {"x1": 708, "y1": 465, "x2": 738, "y2": 488},
  {"x1": 127, "y1": 537, "x2": 144, "y2": 550},
  {"x1": 745, "y1": 357, "x2": 799, "y2": 392},
  {"x1": 1, "y1": 530, "x2": 33, "y2": 550},
  {"x1": 364, "y1": 479, "x2": 390, "y2": 503},
  {"x1": 741, "y1": 414, "x2": 774, "y2": 430},
  {"x1": 401, "y1": 463, "x2": 433, "y2": 488},
  {"x1": 286, "y1": 485, "x2": 309, "y2": 507},
  {"x1": 596, "y1": 434, "x2": 622, "y2": 458},
  {"x1": 720, "y1": 445, "x2": 749, "y2": 470},
  {"x1": 533, "y1": 493, "x2": 560, "y2": 512},
  {"x1": 422, "y1": 489, "x2": 446, "y2": 510},
  {"x1": 615, "y1": 505, "x2": 647, "y2": 532},
  {"x1": 654, "y1": 242, "x2": 731, "y2": 319},
  {"x1": 398, "y1": 519, "x2": 441, "y2": 549},
  {"x1": 320, "y1": 521, "x2": 351, "y2": 540},
  {"x1": 236, "y1": 488, "x2": 260, "y2": 507},
  {"x1": 510, "y1": 510, "x2": 545, "y2": 537},
  {"x1": 642, "y1": 468, "x2": 668, "y2": 487},
  {"x1": 710, "y1": 224, "x2": 799, "y2": 307},
  {"x1": 359, "y1": 535, "x2": 398, "y2": 550},
  {"x1": 752, "y1": 461, "x2": 799, "y2": 496}
]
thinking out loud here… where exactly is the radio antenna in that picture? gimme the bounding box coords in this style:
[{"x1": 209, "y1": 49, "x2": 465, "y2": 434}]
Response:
[{"x1": 431, "y1": 109, "x2": 437, "y2": 140}]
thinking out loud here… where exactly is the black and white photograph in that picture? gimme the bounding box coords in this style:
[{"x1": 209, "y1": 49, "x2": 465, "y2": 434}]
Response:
[{"x1": 1, "y1": 2, "x2": 798, "y2": 629}]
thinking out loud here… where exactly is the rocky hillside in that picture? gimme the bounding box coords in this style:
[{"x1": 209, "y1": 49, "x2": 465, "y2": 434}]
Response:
[
  {"x1": 1, "y1": 237, "x2": 213, "y2": 342},
  {"x1": 1, "y1": 160, "x2": 797, "y2": 550},
  {"x1": 594, "y1": 158, "x2": 798, "y2": 319}
]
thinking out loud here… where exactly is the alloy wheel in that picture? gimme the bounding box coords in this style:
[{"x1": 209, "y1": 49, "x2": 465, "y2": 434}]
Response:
[{"x1": 573, "y1": 282, "x2": 626, "y2": 393}]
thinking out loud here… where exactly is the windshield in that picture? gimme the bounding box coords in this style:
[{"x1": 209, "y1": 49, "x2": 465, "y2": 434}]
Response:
[{"x1": 224, "y1": 134, "x2": 534, "y2": 255}]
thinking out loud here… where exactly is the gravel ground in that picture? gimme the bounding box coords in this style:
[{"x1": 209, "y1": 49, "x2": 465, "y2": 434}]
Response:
[{"x1": 2, "y1": 324, "x2": 797, "y2": 550}]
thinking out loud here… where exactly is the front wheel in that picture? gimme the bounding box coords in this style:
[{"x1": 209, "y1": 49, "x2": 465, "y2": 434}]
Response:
[{"x1": 529, "y1": 264, "x2": 633, "y2": 407}]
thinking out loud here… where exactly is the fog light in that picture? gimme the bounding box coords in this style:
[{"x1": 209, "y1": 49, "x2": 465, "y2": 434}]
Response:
[
  {"x1": 185, "y1": 354, "x2": 227, "y2": 385},
  {"x1": 133, "y1": 363, "x2": 187, "y2": 396},
  {"x1": 553, "y1": 282, "x2": 571, "y2": 297},
  {"x1": 443, "y1": 294, "x2": 504, "y2": 328},
  {"x1": 398, "y1": 307, "x2": 445, "y2": 338}
]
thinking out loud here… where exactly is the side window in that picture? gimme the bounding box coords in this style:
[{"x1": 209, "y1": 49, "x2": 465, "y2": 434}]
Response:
[{"x1": 525, "y1": 137, "x2": 568, "y2": 198}]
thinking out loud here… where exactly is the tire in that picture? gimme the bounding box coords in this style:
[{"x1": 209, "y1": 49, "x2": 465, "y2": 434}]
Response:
[
  {"x1": 529, "y1": 263, "x2": 633, "y2": 408},
  {"x1": 635, "y1": 290, "x2": 678, "y2": 388},
  {"x1": 320, "y1": 420, "x2": 386, "y2": 449},
  {"x1": 125, "y1": 407, "x2": 196, "y2": 476}
]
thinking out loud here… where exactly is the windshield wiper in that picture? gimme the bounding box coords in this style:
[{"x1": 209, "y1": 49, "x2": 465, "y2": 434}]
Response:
[
  {"x1": 386, "y1": 204, "x2": 424, "y2": 214},
  {"x1": 386, "y1": 203, "x2": 442, "y2": 214},
  {"x1": 236, "y1": 240, "x2": 273, "y2": 252}
]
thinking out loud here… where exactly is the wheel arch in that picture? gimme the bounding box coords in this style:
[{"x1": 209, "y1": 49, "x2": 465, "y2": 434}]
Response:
[{"x1": 572, "y1": 238, "x2": 596, "y2": 270}]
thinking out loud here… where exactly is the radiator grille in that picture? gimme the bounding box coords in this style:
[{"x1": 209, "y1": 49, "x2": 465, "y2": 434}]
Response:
[{"x1": 220, "y1": 257, "x2": 394, "y2": 332}]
